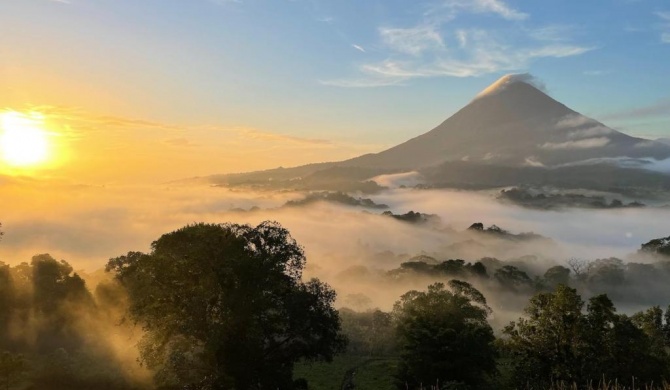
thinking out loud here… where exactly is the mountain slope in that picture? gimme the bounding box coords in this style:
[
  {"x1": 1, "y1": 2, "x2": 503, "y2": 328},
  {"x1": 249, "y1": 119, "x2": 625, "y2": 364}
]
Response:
[
  {"x1": 197, "y1": 74, "x2": 670, "y2": 193},
  {"x1": 343, "y1": 76, "x2": 670, "y2": 169}
]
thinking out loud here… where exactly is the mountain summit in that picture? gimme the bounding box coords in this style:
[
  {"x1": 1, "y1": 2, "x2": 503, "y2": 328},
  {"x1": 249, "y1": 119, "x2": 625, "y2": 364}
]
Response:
[
  {"x1": 345, "y1": 74, "x2": 670, "y2": 170},
  {"x1": 203, "y1": 74, "x2": 670, "y2": 193}
]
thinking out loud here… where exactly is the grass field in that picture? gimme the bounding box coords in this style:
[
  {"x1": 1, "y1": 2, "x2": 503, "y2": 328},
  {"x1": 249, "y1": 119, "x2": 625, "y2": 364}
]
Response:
[{"x1": 294, "y1": 355, "x2": 399, "y2": 390}]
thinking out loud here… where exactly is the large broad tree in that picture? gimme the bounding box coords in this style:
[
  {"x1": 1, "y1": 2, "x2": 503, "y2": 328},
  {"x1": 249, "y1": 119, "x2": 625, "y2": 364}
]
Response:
[
  {"x1": 392, "y1": 280, "x2": 497, "y2": 389},
  {"x1": 106, "y1": 221, "x2": 346, "y2": 390}
]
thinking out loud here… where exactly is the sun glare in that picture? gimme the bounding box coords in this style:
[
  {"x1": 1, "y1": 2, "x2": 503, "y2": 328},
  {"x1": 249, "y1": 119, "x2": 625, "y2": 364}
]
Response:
[{"x1": 0, "y1": 111, "x2": 50, "y2": 167}]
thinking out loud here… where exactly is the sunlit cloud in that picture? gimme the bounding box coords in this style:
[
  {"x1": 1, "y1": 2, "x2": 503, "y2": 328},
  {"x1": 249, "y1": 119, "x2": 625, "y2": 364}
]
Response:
[
  {"x1": 237, "y1": 128, "x2": 333, "y2": 146},
  {"x1": 163, "y1": 137, "x2": 197, "y2": 147}
]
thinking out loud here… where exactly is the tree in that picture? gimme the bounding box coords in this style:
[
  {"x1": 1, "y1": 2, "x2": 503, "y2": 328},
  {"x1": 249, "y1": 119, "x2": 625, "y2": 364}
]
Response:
[
  {"x1": 566, "y1": 258, "x2": 590, "y2": 282},
  {"x1": 587, "y1": 258, "x2": 625, "y2": 286},
  {"x1": 502, "y1": 285, "x2": 586, "y2": 387},
  {"x1": 494, "y1": 265, "x2": 533, "y2": 292},
  {"x1": 30, "y1": 254, "x2": 94, "y2": 353},
  {"x1": 339, "y1": 309, "x2": 395, "y2": 356},
  {"x1": 502, "y1": 286, "x2": 670, "y2": 388},
  {"x1": 0, "y1": 351, "x2": 27, "y2": 390},
  {"x1": 639, "y1": 235, "x2": 670, "y2": 257},
  {"x1": 0, "y1": 263, "x2": 13, "y2": 349},
  {"x1": 543, "y1": 265, "x2": 570, "y2": 288},
  {"x1": 106, "y1": 221, "x2": 346, "y2": 389},
  {"x1": 393, "y1": 281, "x2": 497, "y2": 389}
]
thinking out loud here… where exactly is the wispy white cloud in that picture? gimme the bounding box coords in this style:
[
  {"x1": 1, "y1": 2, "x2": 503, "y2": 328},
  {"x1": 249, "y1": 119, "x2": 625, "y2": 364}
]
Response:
[
  {"x1": 656, "y1": 11, "x2": 670, "y2": 43},
  {"x1": 431, "y1": 0, "x2": 529, "y2": 21},
  {"x1": 379, "y1": 25, "x2": 445, "y2": 56},
  {"x1": 352, "y1": 44, "x2": 366, "y2": 53},
  {"x1": 209, "y1": 0, "x2": 242, "y2": 5},
  {"x1": 49, "y1": 0, "x2": 71, "y2": 4},
  {"x1": 602, "y1": 98, "x2": 670, "y2": 120},
  {"x1": 354, "y1": 30, "x2": 592, "y2": 81},
  {"x1": 524, "y1": 157, "x2": 545, "y2": 167},
  {"x1": 323, "y1": 1, "x2": 592, "y2": 88},
  {"x1": 567, "y1": 126, "x2": 613, "y2": 140},
  {"x1": 555, "y1": 114, "x2": 593, "y2": 129},
  {"x1": 583, "y1": 70, "x2": 609, "y2": 76},
  {"x1": 319, "y1": 77, "x2": 407, "y2": 88},
  {"x1": 541, "y1": 137, "x2": 611, "y2": 150},
  {"x1": 528, "y1": 25, "x2": 577, "y2": 42}
]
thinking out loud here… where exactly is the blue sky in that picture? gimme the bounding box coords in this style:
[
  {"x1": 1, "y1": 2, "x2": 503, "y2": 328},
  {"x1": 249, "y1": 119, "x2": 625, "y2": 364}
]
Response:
[{"x1": 1, "y1": 0, "x2": 669, "y2": 179}]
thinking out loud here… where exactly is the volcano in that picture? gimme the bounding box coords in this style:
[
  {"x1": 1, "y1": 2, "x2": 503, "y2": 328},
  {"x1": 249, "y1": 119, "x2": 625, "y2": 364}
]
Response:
[
  {"x1": 343, "y1": 74, "x2": 670, "y2": 169},
  {"x1": 203, "y1": 74, "x2": 670, "y2": 194}
]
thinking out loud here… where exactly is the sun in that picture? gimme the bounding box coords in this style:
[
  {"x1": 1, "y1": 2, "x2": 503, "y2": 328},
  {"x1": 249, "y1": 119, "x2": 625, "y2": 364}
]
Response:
[{"x1": 0, "y1": 111, "x2": 50, "y2": 167}]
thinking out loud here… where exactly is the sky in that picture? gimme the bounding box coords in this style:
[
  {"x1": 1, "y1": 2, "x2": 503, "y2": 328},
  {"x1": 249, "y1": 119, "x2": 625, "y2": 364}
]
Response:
[{"x1": 0, "y1": 0, "x2": 669, "y2": 183}]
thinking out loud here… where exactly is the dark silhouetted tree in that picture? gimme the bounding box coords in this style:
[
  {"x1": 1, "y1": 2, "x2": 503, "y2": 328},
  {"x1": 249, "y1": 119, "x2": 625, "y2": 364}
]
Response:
[
  {"x1": 502, "y1": 285, "x2": 670, "y2": 388},
  {"x1": 0, "y1": 351, "x2": 27, "y2": 390},
  {"x1": 393, "y1": 280, "x2": 496, "y2": 389},
  {"x1": 0, "y1": 263, "x2": 13, "y2": 350},
  {"x1": 639, "y1": 236, "x2": 670, "y2": 257},
  {"x1": 107, "y1": 221, "x2": 346, "y2": 390},
  {"x1": 494, "y1": 265, "x2": 533, "y2": 292},
  {"x1": 31, "y1": 254, "x2": 93, "y2": 353}
]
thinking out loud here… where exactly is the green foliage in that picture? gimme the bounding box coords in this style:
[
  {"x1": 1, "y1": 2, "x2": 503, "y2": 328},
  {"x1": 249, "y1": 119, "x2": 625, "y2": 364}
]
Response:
[
  {"x1": 388, "y1": 259, "x2": 489, "y2": 280},
  {"x1": 494, "y1": 265, "x2": 534, "y2": 292},
  {"x1": 393, "y1": 281, "x2": 497, "y2": 389},
  {"x1": 339, "y1": 309, "x2": 395, "y2": 356},
  {"x1": 294, "y1": 355, "x2": 399, "y2": 390},
  {"x1": 0, "y1": 263, "x2": 13, "y2": 348},
  {"x1": 543, "y1": 266, "x2": 571, "y2": 288},
  {"x1": 354, "y1": 358, "x2": 398, "y2": 390},
  {"x1": 284, "y1": 192, "x2": 389, "y2": 209},
  {"x1": 107, "y1": 221, "x2": 346, "y2": 389},
  {"x1": 0, "y1": 351, "x2": 27, "y2": 390},
  {"x1": 382, "y1": 211, "x2": 442, "y2": 226},
  {"x1": 502, "y1": 285, "x2": 670, "y2": 389},
  {"x1": 587, "y1": 258, "x2": 625, "y2": 286},
  {"x1": 640, "y1": 236, "x2": 670, "y2": 257},
  {"x1": 29, "y1": 348, "x2": 134, "y2": 390},
  {"x1": 30, "y1": 254, "x2": 94, "y2": 353},
  {"x1": 293, "y1": 355, "x2": 369, "y2": 390}
]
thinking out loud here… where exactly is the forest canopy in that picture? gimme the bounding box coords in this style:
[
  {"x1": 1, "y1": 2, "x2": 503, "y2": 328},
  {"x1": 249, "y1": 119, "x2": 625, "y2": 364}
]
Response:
[{"x1": 1, "y1": 222, "x2": 670, "y2": 389}]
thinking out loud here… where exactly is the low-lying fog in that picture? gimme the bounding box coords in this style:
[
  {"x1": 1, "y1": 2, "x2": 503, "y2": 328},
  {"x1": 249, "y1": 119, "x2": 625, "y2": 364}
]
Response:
[{"x1": 1, "y1": 175, "x2": 669, "y2": 312}]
